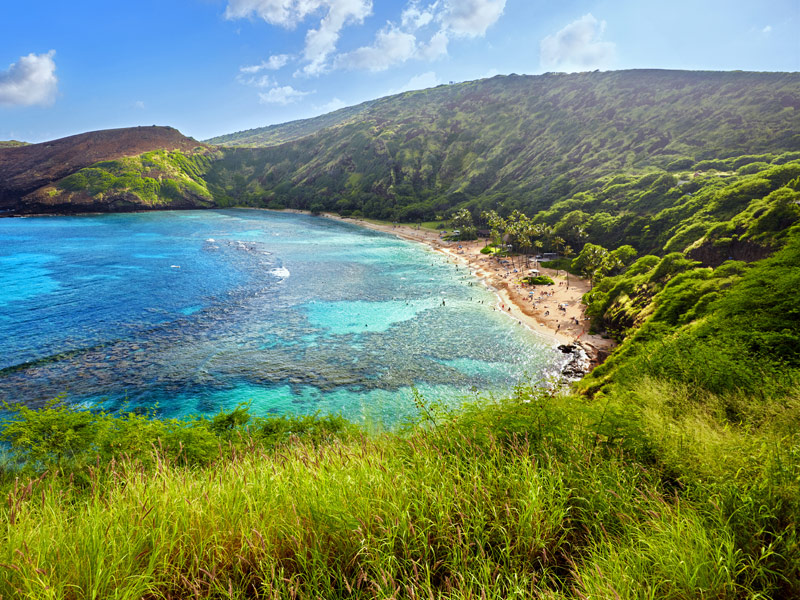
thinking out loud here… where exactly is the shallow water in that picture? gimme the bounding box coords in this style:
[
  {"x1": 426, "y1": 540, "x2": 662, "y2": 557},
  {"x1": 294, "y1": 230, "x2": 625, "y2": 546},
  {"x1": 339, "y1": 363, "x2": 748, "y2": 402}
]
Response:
[{"x1": 0, "y1": 210, "x2": 564, "y2": 425}]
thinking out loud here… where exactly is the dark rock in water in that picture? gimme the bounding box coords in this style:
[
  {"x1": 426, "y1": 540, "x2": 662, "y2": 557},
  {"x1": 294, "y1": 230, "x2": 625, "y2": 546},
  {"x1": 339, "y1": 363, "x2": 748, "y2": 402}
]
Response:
[{"x1": 559, "y1": 342, "x2": 592, "y2": 380}]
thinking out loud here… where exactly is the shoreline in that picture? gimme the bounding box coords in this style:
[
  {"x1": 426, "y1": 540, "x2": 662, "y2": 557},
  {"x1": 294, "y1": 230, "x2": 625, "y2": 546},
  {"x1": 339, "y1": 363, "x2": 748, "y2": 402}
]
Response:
[
  {"x1": 3, "y1": 205, "x2": 616, "y2": 366},
  {"x1": 322, "y1": 213, "x2": 617, "y2": 366}
]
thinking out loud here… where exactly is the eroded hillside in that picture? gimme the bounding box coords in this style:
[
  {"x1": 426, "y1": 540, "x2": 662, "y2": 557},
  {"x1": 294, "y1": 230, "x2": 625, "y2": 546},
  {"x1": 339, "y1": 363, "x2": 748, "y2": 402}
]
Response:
[{"x1": 0, "y1": 126, "x2": 213, "y2": 214}]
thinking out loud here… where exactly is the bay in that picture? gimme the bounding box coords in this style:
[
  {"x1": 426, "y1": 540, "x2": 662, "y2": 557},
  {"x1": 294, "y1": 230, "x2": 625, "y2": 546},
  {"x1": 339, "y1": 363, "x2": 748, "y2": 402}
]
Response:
[{"x1": 0, "y1": 209, "x2": 565, "y2": 425}]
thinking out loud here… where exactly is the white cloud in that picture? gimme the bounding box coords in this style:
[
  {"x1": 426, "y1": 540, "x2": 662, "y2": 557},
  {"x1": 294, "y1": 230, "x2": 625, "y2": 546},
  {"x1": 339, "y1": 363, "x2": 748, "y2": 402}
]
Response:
[
  {"x1": 301, "y1": 0, "x2": 372, "y2": 75},
  {"x1": 0, "y1": 50, "x2": 58, "y2": 107},
  {"x1": 335, "y1": 27, "x2": 417, "y2": 71},
  {"x1": 237, "y1": 73, "x2": 275, "y2": 88},
  {"x1": 389, "y1": 71, "x2": 439, "y2": 95},
  {"x1": 240, "y1": 54, "x2": 291, "y2": 73},
  {"x1": 443, "y1": 0, "x2": 505, "y2": 37},
  {"x1": 225, "y1": 0, "x2": 320, "y2": 27},
  {"x1": 540, "y1": 14, "x2": 615, "y2": 71},
  {"x1": 762, "y1": 25, "x2": 772, "y2": 34},
  {"x1": 418, "y1": 29, "x2": 449, "y2": 60},
  {"x1": 226, "y1": 0, "x2": 505, "y2": 79},
  {"x1": 402, "y1": 2, "x2": 435, "y2": 30},
  {"x1": 133, "y1": 100, "x2": 146, "y2": 110},
  {"x1": 335, "y1": 21, "x2": 447, "y2": 72},
  {"x1": 259, "y1": 85, "x2": 310, "y2": 104},
  {"x1": 226, "y1": 0, "x2": 372, "y2": 76},
  {"x1": 315, "y1": 96, "x2": 346, "y2": 112}
]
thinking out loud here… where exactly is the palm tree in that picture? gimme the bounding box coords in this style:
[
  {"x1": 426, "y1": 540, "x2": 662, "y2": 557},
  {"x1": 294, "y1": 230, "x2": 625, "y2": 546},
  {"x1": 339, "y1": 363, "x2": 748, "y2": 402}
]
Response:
[
  {"x1": 518, "y1": 230, "x2": 532, "y2": 269},
  {"x1": 552, "y1": 235, "x2": 565, "y2": 276},
  {"x1": 481, "y1": 210, "x2": 506, "y2": 247},
  {"x1": 563, "y1": 245, "x2": 574, "y2": 288},
  {"x1": 507, "y1": 211, "x2": 526, "y2": 269},
  {"x1": 533, "y1": 239, "x2": 543, "y2": 267},
  {"x1": 541, "y1": 225, "x2": 555, "y2": 253}
]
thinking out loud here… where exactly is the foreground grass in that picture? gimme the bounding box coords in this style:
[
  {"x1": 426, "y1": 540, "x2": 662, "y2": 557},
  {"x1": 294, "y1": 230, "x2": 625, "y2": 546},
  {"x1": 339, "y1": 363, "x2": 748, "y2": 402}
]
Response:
[{"x1": 1, "y1": 383, "x2": 797, "y2": 599}]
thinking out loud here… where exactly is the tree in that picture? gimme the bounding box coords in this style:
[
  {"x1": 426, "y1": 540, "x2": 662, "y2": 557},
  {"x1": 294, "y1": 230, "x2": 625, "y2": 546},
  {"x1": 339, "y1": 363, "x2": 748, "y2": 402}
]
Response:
[
  {"x1": 506, "y1": 210, "x2": 524, "y2": 268},
  {"x1": 451, "y1": 208, "x2": 474, "y2": 230},
  {"x1": 552, "y1": 235, "x2": 566, "y2": 275},
  {"x1": 563, "y1": 245, "x2": 574, "y2": 288},
  {"x1": 602, "y1": 245, "x2": 638, "y2": 277},
  {"x1": 482, "y1": 210, "x2": 508, "y2": 248},
  {"x1": 571, "y1": 243, "x2": 609, "y2": 288},
  {"x1": 554, "y1": 210, "x2": 590, "y2": 247},
  {"x1": 450, "y1": 208, "x2": 476, "y2": 240},
  {"x1": 519, "y1": 234, "x2": 532, "y2": 267},
  {"x1": 515, "y1": 212, "x2": 538, "y2": 267},
  {"x1": 553, "y1": 236, "x2": 566, "y2": 255}
]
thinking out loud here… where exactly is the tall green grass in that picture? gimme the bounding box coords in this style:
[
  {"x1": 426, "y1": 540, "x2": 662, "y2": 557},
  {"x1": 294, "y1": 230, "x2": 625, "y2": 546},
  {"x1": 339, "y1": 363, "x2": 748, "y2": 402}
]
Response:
[{"x1": 1, "y1": 383, "x2": 796, "y2": 598}]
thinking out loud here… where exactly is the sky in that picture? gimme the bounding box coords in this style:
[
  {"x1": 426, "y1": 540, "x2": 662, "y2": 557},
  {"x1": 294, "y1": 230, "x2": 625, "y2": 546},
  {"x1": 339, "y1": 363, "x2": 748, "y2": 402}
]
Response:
[{"x1": 1, "y1": 0, "x2": 798, "y2": 143}]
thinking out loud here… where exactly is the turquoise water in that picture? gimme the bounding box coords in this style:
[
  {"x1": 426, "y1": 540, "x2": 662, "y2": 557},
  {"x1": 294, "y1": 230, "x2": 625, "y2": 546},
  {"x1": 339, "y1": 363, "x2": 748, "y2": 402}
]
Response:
[{"x1": 0, "y1": 210, "x2": 564, "y2": 425}]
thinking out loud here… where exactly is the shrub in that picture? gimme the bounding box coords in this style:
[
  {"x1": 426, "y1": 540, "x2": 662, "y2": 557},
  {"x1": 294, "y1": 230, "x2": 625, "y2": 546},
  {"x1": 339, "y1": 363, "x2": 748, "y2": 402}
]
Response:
[
  {"x1": 736, "y1": 161, "x2": 770, "y2": 175},
  {"x1": 666, "y1": 157, "x2": 695, "y2": 171},
  {"x1": 524, "y1": 275, "x2": 554, "y2": 285}
]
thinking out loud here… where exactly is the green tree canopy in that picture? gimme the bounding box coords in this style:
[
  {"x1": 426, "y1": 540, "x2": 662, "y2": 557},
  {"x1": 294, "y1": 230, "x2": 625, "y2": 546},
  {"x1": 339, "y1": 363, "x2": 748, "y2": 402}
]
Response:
[{"x1": 571, "y1": 243, "x2": 609, "y2": 286}]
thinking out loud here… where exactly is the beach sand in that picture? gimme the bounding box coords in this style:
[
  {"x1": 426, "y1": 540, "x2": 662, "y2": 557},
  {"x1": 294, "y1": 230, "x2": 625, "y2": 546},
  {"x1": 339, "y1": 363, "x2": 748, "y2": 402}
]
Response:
[{"x1": 324, "y1": 215, "x2": 617, "y2": 366}]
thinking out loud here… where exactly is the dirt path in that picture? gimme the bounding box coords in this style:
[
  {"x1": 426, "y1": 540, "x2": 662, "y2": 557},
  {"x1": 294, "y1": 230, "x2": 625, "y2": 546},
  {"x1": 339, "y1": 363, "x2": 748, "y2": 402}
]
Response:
[{"x1": 324, "y1": 215, "x2": 616, "y2": 363}]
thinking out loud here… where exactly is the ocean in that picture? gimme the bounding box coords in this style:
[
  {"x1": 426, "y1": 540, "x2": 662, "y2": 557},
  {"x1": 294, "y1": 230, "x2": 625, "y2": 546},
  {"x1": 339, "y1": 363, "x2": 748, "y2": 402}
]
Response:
[{"x1": 0, "y1": 209, "x2": 564, "y2": 425}]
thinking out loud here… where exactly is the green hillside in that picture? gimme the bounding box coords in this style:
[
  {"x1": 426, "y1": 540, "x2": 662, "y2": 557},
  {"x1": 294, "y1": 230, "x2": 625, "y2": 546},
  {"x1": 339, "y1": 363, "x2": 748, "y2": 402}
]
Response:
[
  {"x1": 54, "y1": 149, "x2": 218, "y2": 205},
  {"x1": 18, "y1": 148, "x2": 223, "y2": 213},
  {"x1": 535, "y1": 155, "x2": 800, "y2": 260},
  {"x1": 206, "y1": 100, "x2": 378, "y2": 147},
  {"x1": 205, "y1": 70, "x2": 800, "y2": 221}
]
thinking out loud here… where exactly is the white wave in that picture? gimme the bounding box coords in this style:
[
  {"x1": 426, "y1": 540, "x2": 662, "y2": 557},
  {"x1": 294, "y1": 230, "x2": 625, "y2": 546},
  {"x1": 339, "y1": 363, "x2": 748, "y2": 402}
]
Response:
[{"x1": 270, "y1": 267, "x2": 290, "y2": 279}]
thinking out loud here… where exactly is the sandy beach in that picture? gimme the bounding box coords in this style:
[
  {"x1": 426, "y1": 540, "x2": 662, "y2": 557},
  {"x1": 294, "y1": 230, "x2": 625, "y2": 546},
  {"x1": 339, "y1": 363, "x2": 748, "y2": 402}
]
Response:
[{"x1": 324, "y1": 215, "x2": 617, "y2": 365}]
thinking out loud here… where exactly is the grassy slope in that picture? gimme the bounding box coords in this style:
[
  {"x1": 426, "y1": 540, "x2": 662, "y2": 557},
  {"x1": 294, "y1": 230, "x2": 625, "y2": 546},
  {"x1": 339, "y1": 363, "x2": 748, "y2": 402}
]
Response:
[
  {"x1": 534, "y1": 154, "x2": 800, "y2": 259},
  {"x1": 1, "y1": 377, "x2": 796, "y2": 598},
  {"x1": 206, "y1": 100, "x2": 378, "y2": 147},
  {"x1": 203, "y1": 70, "x2": 800, "y2": 220},
  {"x1": 49, "y1": 149, "x2": 220, "y2": 207}
]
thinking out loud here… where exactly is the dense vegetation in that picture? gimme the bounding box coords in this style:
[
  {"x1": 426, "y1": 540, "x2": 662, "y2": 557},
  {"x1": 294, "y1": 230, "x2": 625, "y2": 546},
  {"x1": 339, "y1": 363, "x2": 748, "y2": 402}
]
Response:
[
  {"x1": 204, "y1": 70, "x2": 800, "y2": 221},
  {"x1": 581, "y1": 226, "x2": 800, "y2": 398},
  {"x1": 207, "y1": 100, "x2": 379, "y2": 148},
  {"x1": 53, "y1": 149, "x2": 220, "y2": 206},
  {"x1": 535, "y1": 154, "x2": 800, "y2": 264}
]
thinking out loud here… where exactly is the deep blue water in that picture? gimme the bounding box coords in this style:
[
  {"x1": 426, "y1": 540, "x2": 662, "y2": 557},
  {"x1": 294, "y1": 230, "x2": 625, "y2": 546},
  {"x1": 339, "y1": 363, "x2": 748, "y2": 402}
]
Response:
[{"x1": 0, "y1": 210, "x2": 564, "y2": 425}]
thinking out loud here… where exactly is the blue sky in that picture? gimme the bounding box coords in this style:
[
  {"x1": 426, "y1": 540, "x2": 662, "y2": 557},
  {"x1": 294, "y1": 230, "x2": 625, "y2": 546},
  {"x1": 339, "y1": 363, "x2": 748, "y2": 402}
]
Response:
[{"x1": 1, "y1": 0, "x2": 797, "y2": 143}]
